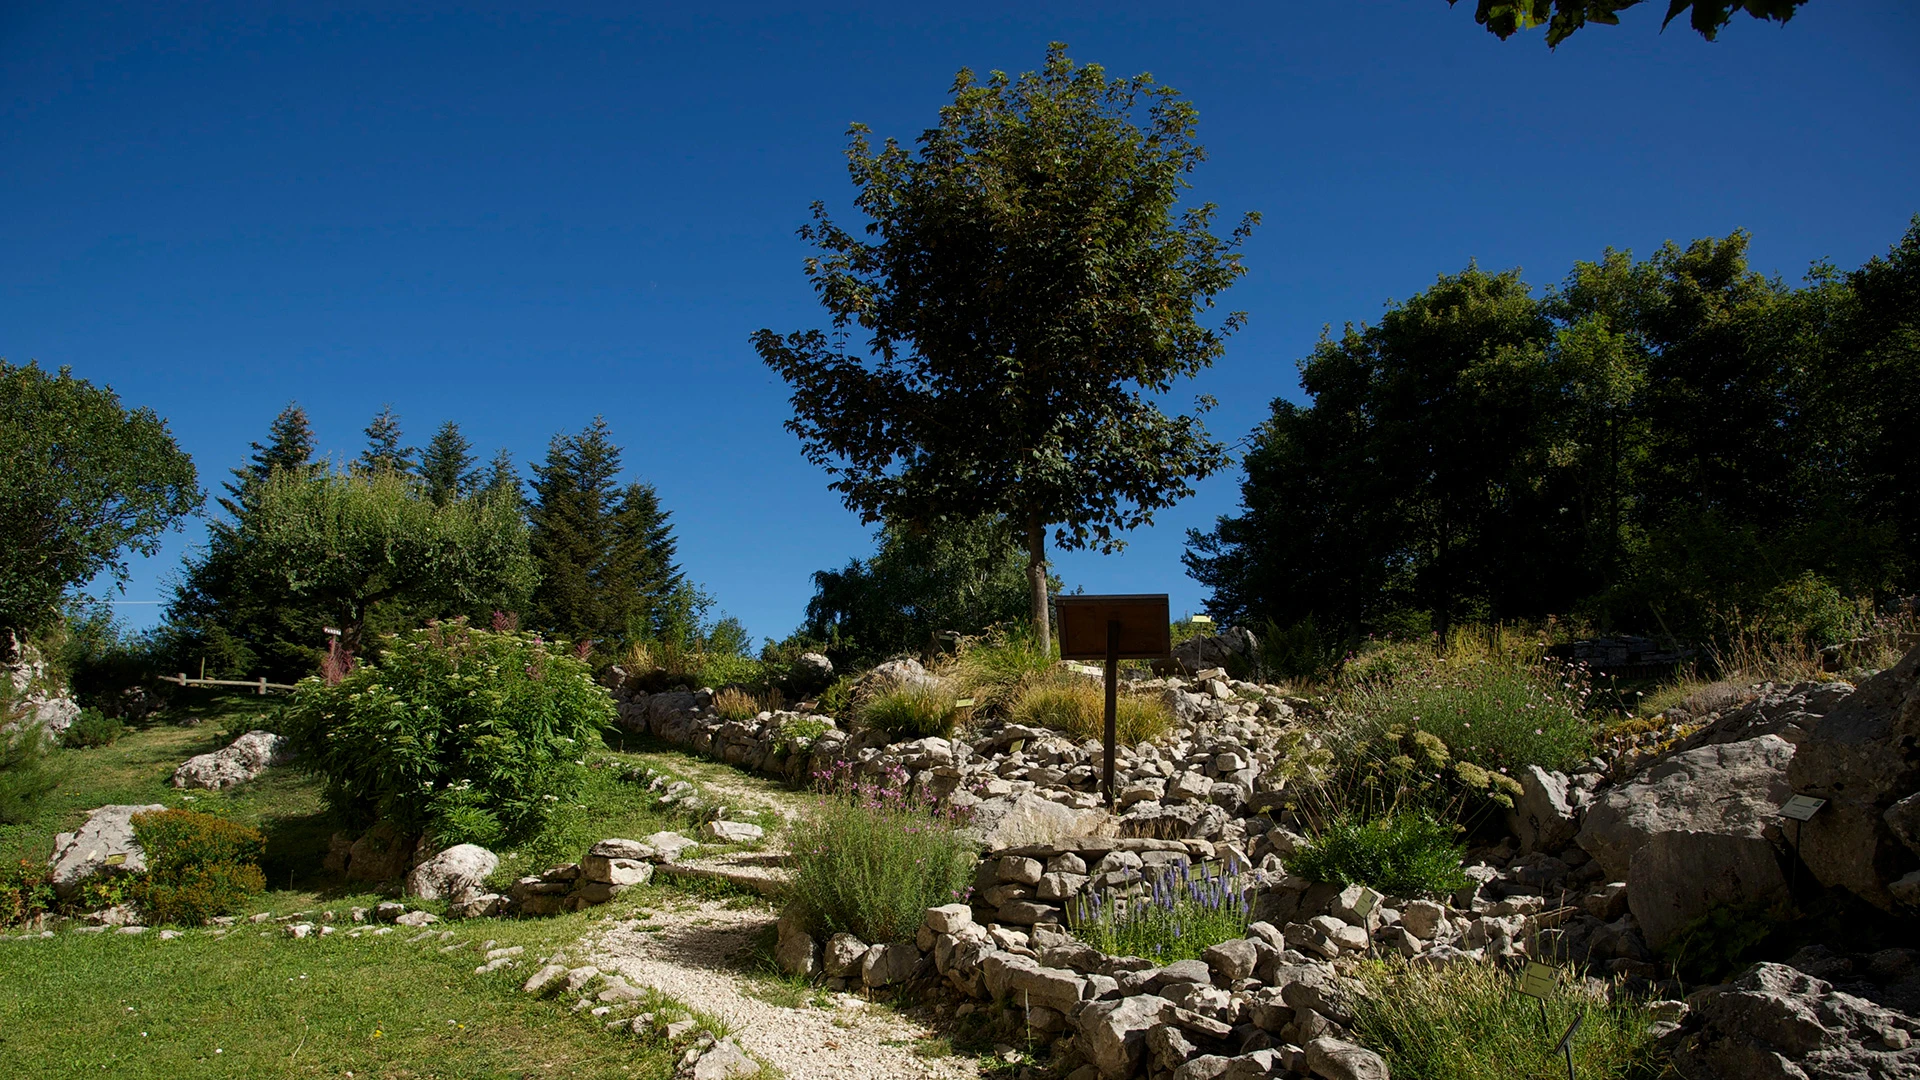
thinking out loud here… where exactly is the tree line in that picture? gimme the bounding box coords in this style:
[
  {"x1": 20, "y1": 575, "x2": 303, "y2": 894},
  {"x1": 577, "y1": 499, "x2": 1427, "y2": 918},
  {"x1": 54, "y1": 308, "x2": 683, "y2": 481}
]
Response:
[{"x1": 1186, "y1": 219, "x2": 1919, "y2": 646}]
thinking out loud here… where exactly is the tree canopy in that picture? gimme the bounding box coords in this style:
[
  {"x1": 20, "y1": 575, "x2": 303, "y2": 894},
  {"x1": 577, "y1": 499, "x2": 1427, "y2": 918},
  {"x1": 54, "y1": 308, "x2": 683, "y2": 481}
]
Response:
[
  {"x1": 1186, "y1": 218, "x2": 1919, "y2": 644},
  {"x1": 801, "y1": 515, "x2": 1052, "y2": 665},
  {"x1": 0, "y1": 361, "x2": 202, "y2": 636},
  {"x1": 419, "y1": 421, "x2": 479, "y2": 505},
  {"x1": 1451, "y1": 0, "x2": 1809, "y2": 46},
  {"x1": 356, "y1": 406, "x2": 415, "y2": 475},
  {"x1": 753, "y1": 44, "x2": 1256, "y2": 652}
]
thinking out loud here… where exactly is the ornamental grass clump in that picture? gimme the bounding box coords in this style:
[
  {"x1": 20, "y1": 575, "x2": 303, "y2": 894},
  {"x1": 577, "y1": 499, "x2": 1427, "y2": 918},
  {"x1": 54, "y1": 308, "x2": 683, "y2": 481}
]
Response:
[
  {"x1": 1287, "y1": 811, "x2": 1470, "y2": 899},
  {"x1": 280, "y1": 619, "x2": 615, "y2": 849},
  {"x1": 1350, "y1": 956, "x2": 1668, "y2": 1080},
  {"x1": 858, "y1": 684, "x2": 957, "y2": 739},
  {"x1": 1069, "y1": 857, "x2": 1251, "y2": 963},
  {"x1": 787, "y1": 760, "x2": 976, "y2": 943},
  {"x1": 1010, "y1": 676, "x2": 1173, "y2": 745}
]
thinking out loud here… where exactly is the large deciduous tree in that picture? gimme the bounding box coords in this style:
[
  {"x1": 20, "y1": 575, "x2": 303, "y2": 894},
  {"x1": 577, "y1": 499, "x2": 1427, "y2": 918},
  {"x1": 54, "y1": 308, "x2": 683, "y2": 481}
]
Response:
[
  {"x1": 753, "y1": 44, "x2": 1256, "y2": 653},
  {"x1": 0, "y1": 361, "x2": 201, "y2": 636},
  {"x1": 1451, "y1": 0, "x2": 1809, "y2": 46}
]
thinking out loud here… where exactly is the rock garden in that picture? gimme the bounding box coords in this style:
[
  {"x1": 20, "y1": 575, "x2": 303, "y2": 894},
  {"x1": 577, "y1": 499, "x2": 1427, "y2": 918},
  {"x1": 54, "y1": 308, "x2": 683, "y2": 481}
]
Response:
[{"x1": 9, "y1": 616, "x2": 1917, "y2": 1080}]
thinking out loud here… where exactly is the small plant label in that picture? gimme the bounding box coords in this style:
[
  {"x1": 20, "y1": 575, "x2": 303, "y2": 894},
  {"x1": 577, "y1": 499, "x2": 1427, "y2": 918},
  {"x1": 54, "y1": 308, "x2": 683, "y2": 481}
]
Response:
[
  {"x1": 1188, "y1": 615, "x2": 1213, "y2": 624},
  {"x1": 1781, "y1": 795, "x2": 1827, "y2": 821},
  {"x1": 954, "y1": 698, "x2": 975, "y2": 708},
  {"x1": 1518, "y1": 961, "x2": 1557, "y2": 999},
  {"x1": 1351, "y1": 889, "x2": 1376, "y2": 920},
  {"x1": 103, "y1": 854, "x2": 127, "y2": 867}
]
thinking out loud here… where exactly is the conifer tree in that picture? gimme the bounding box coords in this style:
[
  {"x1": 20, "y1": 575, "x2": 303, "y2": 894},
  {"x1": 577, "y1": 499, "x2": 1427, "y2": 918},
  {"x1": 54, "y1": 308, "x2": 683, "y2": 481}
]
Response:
[
  {"x1": 356, "y1": 406, "x2": 415, "y2": 475},
  {"x1": 527, "y1": 419, "x2": 683, "y2": 644},
  {"x1": 218, "y1": 402, "x2": 314, "y2": 518},
  {"x1": 419, "y1": 421, "x2": 477, "y2": 505},
  {"x1": 480, "y1": 449, "x2": 521, "y2": 506}
]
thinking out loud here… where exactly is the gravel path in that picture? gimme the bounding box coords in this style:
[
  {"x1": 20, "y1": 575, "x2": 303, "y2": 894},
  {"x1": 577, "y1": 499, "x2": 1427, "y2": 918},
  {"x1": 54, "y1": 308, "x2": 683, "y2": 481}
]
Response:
[{"x1": 585, "y1": 897, "x2": 978, "y2": 1080}]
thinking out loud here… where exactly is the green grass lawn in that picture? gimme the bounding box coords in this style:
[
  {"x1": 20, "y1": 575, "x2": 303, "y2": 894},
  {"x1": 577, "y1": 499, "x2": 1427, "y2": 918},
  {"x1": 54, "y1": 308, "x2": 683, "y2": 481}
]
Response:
[
  {"x1": 0, "y1": 693, "x2": 807, "y2": 1079},
  {"x1": 0, "y1": 901, "x2": 679, "y2": 1079}
]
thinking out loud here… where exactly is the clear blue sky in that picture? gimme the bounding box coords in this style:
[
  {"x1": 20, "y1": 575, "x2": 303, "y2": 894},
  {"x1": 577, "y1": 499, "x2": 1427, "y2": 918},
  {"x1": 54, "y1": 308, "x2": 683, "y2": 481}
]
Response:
[{"x1": 5, "y1": 2, "x2": 1916, "y2": 645}]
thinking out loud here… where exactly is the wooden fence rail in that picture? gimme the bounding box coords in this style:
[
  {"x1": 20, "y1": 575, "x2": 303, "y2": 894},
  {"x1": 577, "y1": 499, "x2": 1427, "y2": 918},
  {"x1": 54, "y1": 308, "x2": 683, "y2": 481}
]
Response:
[{"x1": 160, "y1": 673, "x2": 298, "y2": 694}]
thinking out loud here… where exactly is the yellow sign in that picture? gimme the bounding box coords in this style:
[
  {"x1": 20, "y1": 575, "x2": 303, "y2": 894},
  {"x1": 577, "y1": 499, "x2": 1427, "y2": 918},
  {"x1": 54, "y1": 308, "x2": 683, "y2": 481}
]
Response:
[{"x1": 1518, "y1": 961, "x2": 1557, "y2": 1000}]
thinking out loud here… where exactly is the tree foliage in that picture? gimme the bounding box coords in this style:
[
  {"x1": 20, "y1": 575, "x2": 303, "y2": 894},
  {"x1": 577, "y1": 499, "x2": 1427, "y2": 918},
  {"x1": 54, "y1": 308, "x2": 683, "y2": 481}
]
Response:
[
  {"x1": 527, "y1": 418, "x2": 685, "y2": 646},
  {"x1": 418, "y1": 421, "x2": 478, "y2": 505},
  {"x1": 753, "y1": 44, "x2": 1256, "y2": 652},
  {"x1": 355, "y1": 405, "x2": 415, "y2": 475},
  {"x1": 802, "y1": 515, "x2": 1050, "y2": 665},
  {"x1": 1187, "y1": 219, "x2": 1920, "y2": 643},
  {"x1": 1452, "y1": 0, "x2": 1809, "y2": 46},
  {"x1": 0, "y1": 361, "x2": 202, "y2": 635},
  {"x1": 170, "y1": 466, "x2": 534, "y2": 677}
]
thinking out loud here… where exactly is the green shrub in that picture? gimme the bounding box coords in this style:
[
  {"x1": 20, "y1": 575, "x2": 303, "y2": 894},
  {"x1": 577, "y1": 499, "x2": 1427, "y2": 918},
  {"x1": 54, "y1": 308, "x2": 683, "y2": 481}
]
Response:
[
  {"x1": 59, "y1": 708, "x2": 124, "y2": 749},
  {"x1": 1754, "y1": 571, "x2": 1867, "y2": 647},
  {"x1": 771, "y1": 715, "x2": 831, "y2": 756},
  {"x1": 1351, "y1": 957, "x2": 1668, "y2": 1080},
  {"x1": 858, "y1": 685, "x2": 957, "y2": 739},
  {"x1": 788, "y1": 762, "x2": 977, "y2": 943},
  {"x1": 1009, "y1": 677, "x2": 1173, "y2": 745},
  {"x1": 1070, "y1": 859, "x2": 1251, "y2": 963},
  {"x1": 279, "y1": 620, "x2": 616, "y2": 848},
  {"x1": 0, "y1": 722, "x2": 56, "y2": 825},
  {"x1": 815, "y1": 675, "x2": 857, "y2": 718},
  {"x1": 1288, "y1": 812, "x2": 1470, "y2": 899},
  {"x1": 129, "y1": 810, "x2": 268, "y2": 926},
  {"x1": 0, "y1": 859, "x2": 55, "y2": 927}
]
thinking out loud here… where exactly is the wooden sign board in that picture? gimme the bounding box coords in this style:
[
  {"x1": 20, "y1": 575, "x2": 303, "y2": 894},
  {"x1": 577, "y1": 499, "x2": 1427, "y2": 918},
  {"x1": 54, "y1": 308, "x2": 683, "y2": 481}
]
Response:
[
  {"x1": 1781, "y1": 795, "x2": 1827, "y2": 822},
  {"x1": 1055, "y1": 595, "x2": 1171, "y2": 661}
]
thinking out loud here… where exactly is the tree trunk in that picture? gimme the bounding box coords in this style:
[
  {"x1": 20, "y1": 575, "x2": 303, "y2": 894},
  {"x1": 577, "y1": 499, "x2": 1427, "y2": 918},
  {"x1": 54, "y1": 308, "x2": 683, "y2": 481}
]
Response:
[{"x1": 1026, "y1": 513, "x2": 1051, "y2": 656}]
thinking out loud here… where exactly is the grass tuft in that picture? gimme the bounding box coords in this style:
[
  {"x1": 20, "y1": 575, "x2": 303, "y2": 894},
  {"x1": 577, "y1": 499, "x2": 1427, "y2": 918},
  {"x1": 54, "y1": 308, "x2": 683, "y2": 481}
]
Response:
[{"x1": 1008, "y1": 676, "x2": 1172, "y2": 745}]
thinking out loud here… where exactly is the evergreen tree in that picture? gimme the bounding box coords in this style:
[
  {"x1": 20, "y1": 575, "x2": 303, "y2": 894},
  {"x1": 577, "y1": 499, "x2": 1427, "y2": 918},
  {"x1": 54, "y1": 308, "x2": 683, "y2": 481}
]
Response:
[
  {"x1": 356, "y1": 406, "x2": 415, "y2": 475},
  {"x1": 419, "y1": 421, "x2": 477, "y2": 505},
  {"x1": 480, "y1": 449, "x2": 521, "y2": 506},
  {"x1": 218, "y1": 402, "x2": 314, "y2": 518},
  {"x1": 528, "y1": 419, "x2": 683, "y2": 644}
]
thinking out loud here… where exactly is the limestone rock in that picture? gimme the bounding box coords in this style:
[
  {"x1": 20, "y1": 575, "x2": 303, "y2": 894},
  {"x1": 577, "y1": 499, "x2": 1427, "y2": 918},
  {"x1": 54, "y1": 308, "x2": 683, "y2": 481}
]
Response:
[
  {"x1": 405, "y1": 843, "x2": 498, "y2": 902},
  {"x1": 1304, "y1": 1037, "x2": 1391, "y2": 1080},
  {"x1": 775, "y1": 907, "x2": 821, "y2": 979},
  {"x1": 1628, "y1": 829, "x2": 1789, "y2": 950},
  {"x1": 1672, "y1": 962, "x2": 1920, "y2": 1080},
  {"x1": 1577, "y1": 735, "x2": 1795, "y2": 881},
  {"x1": 48, "y1": 803, "x2": 166, "y2": 898},
  {"x1": 690, "y1": 1038, "x2": 758, "y2": 1079},
  {"x1": 170, "y1": 730, "x2": 294, "y2": 791},
  {"x1": 1507, "y1": 765, "x2": 1579, "y2": 853},
  {"x1": 699, "y1": 820, "x2": 765, "y2": 844},
  {"x1": 962, "y1": 792, "x2": 1115, "y2": 849},
  {"x1": 860, "y1": 940, "x2": 920, "y2": 987},
  {"x1": 823, "y1": 932, "x2": 867, "y2": 978},
  {"x1": 1786, "y1": 643, "x2": 1920, "y2": 911},
  {"x1": 1079, "y1": 994, "x2": 1179, "y2": 1080}
]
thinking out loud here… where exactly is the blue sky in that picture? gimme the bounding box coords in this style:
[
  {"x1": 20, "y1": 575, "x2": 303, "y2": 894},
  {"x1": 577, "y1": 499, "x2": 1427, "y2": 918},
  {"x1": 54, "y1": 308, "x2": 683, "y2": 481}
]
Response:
[{"x1": 4, "y1": 1, "x2": 1916, "y2": 645}]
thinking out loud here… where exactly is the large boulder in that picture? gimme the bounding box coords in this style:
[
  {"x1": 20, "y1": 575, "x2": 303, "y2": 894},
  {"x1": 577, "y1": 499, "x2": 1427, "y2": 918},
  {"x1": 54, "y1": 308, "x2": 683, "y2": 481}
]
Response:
[
  {"x1": 1506, "y1": 765, "x2": 1579, "y2": 853},
  {"x1": 49, "y1": 803, "x2": 166, "y2": 898},
  {"x1": 1786, "y1": 643, "x2": 1920, "y2": 912},
  {"x1": 405, "y1": 843, "x2": 499, "y2": 902},
  {"x1": 1672, "y1": 962, "x2": 1920, "y2": 1080},
  {"x1": 1578, "y1": 735, "x2": 1795, "y2": 881},
  {"x1": 857, "y1": 657, "x2": 946, "y2": 698},
  {"x1": 1628, "y1": 830, "x2": 1790, "y2": 950},
  {"x1": 171, "y1": 730, "x2": 295, "y2": 790},
  {"x1": 959, "y1": 792, "x2": 1115, "y2": 849}
]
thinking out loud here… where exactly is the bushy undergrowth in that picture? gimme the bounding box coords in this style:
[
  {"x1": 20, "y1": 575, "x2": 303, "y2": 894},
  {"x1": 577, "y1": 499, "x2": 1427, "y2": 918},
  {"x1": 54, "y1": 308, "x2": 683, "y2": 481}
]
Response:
[
  {"x1": 859, "y1": 684, "x2": 957, "y2": 739},
  {"x1": 1343, "y1": 653, "x2": 1595, "y2": 775},
  {"x1": 1287, "y1": 812, "x2": 1470, "y2": 899},
  {"x1": 0, "y1": 859, "x2": 55, "y2": 927},
  {"x1": 0, "y1": 722, "x2": 56, "y2": 825},
  {"x1": 59, "y1": 708, "x2": 124, "y2": 749},
  {"x1": 1010, "y1": 676, "x2": 1172, "y2": 745},
  {"x1": 280, "y1": 620, "x2": 615, "y2": 848},
  {"x1": 1351, "y1": 957, "x2": 1668, "y2": 1080},
  {"x1": 1070, "y1": 858, "x2": 1251, "y2": 963},
  {"x1": 787, "y1": 762, "x2": 976, "y2": 943},
  {"x1": 129, "y1": 809, "x2": 267, "y2": 926}
]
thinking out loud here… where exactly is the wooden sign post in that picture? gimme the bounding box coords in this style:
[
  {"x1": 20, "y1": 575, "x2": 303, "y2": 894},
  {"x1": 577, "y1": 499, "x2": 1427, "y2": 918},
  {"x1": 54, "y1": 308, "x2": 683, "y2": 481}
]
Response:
[{"x1": 1054, "y1": 594, "x2": 1171, "y2": 808}]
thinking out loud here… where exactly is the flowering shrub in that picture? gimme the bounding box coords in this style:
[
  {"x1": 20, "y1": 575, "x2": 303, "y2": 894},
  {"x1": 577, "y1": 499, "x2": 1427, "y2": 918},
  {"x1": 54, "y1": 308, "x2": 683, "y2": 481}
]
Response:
[
  {"x1": 787, "y1": 760, "x2": 976, "y2": 943},
  {"x1": 280, "y1": 620, "x2": 615, "y2": 848},
  {"x1": 129, "y1": 809, "x2": 268, "y2": 925},
  {"x1": 1069, "y1": 857, "x2": 1251, "y2": 962}
]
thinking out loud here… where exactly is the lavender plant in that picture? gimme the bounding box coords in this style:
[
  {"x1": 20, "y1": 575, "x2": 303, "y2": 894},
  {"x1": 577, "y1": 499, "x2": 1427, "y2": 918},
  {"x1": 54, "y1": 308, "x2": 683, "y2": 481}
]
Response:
[
  {"x1": 786, "y1": 760, "x2": 977, "y2": 943},
  {"x1": 1069, "y1": 856, "x2": 1252, "y2": 962}
]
